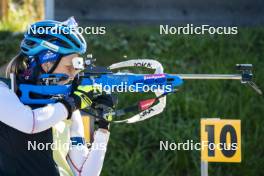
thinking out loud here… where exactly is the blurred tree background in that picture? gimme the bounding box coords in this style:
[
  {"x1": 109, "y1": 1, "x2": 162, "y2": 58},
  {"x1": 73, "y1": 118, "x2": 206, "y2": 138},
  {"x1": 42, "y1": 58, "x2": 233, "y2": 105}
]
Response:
[
  {"x1": 0, "y1": 1, "x2": 264, "y2": 176},
  {"x1": 0, "y1": 0, "x2": 43, "y2": 31}
]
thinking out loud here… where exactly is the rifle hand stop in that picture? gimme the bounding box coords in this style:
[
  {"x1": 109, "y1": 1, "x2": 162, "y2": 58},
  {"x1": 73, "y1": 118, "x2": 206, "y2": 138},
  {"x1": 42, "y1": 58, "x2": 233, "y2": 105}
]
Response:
[{"x1": 236, "y1": 64, "x2": 263, "y2": 95}]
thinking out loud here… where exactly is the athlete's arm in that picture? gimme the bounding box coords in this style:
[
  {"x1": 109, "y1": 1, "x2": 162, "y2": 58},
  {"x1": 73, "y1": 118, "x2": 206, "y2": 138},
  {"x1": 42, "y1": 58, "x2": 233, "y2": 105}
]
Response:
[
  {"x1": 0, "y1": 81, "x2": 68, "y2": 134},
  {"x1": 67, "y1": 111, "x2": 110, "y2": 176}
]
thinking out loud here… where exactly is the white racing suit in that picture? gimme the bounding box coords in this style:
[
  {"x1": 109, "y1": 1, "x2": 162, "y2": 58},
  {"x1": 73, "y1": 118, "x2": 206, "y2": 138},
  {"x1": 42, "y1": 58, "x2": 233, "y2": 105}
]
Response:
[{"x1": 0, "y1": 80, "x2": 109, "y2": 176}]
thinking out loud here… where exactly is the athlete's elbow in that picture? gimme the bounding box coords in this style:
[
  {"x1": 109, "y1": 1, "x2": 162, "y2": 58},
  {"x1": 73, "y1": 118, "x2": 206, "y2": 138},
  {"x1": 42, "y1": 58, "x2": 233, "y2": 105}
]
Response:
[
  {"x1": 13, "y1": 111, "x2": 37, "y2": 134},
  {"x1": 13, "y1": 125, "x2": 34, "y2": 134}
]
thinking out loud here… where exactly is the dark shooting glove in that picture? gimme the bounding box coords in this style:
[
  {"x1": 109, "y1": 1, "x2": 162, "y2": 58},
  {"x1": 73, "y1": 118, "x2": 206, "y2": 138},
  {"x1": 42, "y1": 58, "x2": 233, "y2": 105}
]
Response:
[{"x1": 92, "y1": 95, "x2": 117, "y2": 130}]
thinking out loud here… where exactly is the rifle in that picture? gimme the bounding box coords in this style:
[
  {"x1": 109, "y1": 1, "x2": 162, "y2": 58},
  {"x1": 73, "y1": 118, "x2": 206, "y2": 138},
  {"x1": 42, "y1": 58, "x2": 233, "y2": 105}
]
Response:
[{"x1": 16, "y1": 58, "x2": 262, "y2": 123}]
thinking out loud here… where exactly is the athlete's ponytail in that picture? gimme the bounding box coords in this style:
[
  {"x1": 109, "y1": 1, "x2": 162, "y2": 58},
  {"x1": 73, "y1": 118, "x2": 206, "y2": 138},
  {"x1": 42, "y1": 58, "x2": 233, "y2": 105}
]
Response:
[
  {"x1": 5, "y1": 53, "x2": 27, "y2": 78},
  {"x1": 5, "y1": 53, "x2": 28, "y2": 92}
]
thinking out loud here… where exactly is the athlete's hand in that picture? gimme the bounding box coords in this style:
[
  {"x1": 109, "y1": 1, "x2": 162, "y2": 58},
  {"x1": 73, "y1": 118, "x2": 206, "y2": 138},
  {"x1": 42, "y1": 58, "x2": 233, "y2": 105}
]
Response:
[
  {"x1": 72, "y1": 85, "x2": 101, "y2": 109},
  {"x1": 93, "y1": 95, "x2": 117, "y2": 130},
  {"x1": 58, "y1": 85, "x2": 101, "y2": 119}
]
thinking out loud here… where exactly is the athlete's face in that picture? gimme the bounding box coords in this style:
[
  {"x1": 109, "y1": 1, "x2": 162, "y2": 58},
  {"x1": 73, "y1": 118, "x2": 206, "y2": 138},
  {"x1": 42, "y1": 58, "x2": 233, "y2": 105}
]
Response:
[{"x1": 41, "y1": 54, "x2": 81, "y2": 84}]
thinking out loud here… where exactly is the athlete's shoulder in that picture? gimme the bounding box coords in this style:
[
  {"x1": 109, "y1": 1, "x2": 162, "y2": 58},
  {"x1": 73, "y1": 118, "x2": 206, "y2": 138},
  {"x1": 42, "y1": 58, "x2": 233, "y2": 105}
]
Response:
[
  {"x1": 0, "y1": 77, "x2": 10, "y2": 89},
  {"x1": 0, "y1": 81, "x2": 8, "y2": 89}
]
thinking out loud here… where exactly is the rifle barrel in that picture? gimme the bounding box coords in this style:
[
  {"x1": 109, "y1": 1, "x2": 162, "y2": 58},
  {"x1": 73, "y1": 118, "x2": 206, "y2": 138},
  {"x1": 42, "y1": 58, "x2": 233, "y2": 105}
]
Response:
[{"x1": 176, "y1": 74, "x2": 242, "y2": 80}]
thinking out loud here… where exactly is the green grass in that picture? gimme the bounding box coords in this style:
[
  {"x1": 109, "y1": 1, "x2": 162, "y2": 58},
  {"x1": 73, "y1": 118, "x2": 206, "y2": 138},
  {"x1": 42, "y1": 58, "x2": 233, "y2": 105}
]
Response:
[{"x1": 0, "y1": 26, "x2": 264, "y2": 176}]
